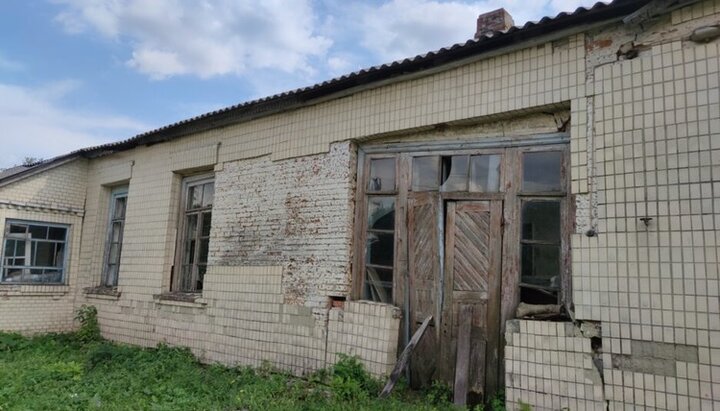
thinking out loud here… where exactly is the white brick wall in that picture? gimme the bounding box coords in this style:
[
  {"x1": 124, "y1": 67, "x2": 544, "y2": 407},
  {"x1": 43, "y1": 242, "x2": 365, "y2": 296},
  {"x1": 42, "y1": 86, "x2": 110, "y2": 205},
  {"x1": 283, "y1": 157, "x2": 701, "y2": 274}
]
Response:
[{"x1": 0, "y1": 159, "x2": 87, "y2": 333}]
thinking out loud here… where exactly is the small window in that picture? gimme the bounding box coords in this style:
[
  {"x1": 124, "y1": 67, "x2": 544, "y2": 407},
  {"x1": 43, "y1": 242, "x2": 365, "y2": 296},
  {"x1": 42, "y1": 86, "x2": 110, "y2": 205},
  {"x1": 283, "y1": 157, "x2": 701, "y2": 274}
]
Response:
[
  {"x1": 522, "y1": 151, "x2": 563, "y2": 192},
  {"x1": 102, "y1": 188, "x2": 128, "y2": 287},
  {"x1": 368, "y1": 158, "x2": 396, "y2": 192},
  {"x1": 1, "y1": 221, "x2": 69, "y2": 284},
  {"x1": 175, "y1": 175, "x2": 214, "y2": 292}
]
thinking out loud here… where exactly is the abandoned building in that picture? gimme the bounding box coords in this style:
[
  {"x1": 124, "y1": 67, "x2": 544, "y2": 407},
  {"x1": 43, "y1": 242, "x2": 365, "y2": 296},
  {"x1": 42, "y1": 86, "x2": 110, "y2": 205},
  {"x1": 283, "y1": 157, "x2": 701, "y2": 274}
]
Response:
[{"x1": 1, "y1": 0, "x2": 719, "y2": 409}]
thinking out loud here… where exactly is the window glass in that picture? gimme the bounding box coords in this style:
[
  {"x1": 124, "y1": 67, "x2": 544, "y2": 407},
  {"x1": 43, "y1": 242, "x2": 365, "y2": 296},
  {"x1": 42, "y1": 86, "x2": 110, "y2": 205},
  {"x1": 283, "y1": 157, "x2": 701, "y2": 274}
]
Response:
[
  {"x1": 521, "y1": 244, "x2": 560, "y2": 287},
  {"x1": 1, "y1": 221, "x2": 68, "y2": 284},
  {"x1": 366, "y1": 232, "x2": 394, "y2": 266},
  {"x1": 367, "y1": 197, "x2": 395, "y2": 230},
  {"x1": 113, "y1": 197, "x2": 127, "y2": 219},
  {"x1": 29, "y1": 225, "x2": 48, "y2": 240},
  {"x1": 440, "y1": 156, "x2": 469, "y2": 192},
  {"x1": 523, "y1": 151, "x2": 562, "y2": 192},
  {"x1": 363, "y1": 266, "x2": 393, "y2": 303},
  {"x1": 412, "y1": 156, "x2": 440, "y2": 191},
  {"x1": 9, "y1": 224, "x2": 26, "y2": 234},
  {"x1": 202, "y1": 183, "x2": 214, "y2": 208},
  {"x1": 469, "y1": 155, "x2": 501, "y2": 192},
  {"x1": 188, "y1": 185, "x2": 203, "y2": 210},
  {"x1": 521, "y1": 201, "x2": 561, "y2": 243},
  {"x1": 368, "y1": 158, "x2": 395, "y2": 192}
]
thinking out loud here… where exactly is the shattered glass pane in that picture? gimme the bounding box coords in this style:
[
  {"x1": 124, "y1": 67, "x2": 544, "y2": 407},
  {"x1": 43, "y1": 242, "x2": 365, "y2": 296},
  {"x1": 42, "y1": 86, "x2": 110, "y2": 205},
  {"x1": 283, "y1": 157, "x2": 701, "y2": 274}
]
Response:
[
  {"x1": 367, "y1": 197, "x2": 395, "y2": 230},
  {"x1": 440, "y1": 156, "x2": 469, "y2": 192}
]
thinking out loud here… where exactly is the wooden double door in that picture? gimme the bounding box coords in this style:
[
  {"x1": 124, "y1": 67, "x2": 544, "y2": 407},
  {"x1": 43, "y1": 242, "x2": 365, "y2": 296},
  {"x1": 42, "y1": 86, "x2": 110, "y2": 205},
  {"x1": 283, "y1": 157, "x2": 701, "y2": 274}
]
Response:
[{"x1": 408, "y1": 193, "x2": 503, "y2": 402}]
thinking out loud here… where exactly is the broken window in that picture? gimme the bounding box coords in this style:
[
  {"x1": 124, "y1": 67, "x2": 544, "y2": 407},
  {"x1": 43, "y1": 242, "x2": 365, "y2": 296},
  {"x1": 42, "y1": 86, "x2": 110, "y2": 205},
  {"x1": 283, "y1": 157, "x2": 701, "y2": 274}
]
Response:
[
  {"x1": 362, "y1": 156, "x2": 396, "y2": 303},
  {"x1": 174, "y1": 175, "x2": 214, "y2": 293},
  {"x1": 102, "y1": 187, "x2": 128, "y2": 287},
  {"x1": 1, "y1": 221, "x2": 69, "y2": 284},
  {"x1": 412, "y1": 154, "x2": 501, "y2": 192},
  {"x1": 519, "y1": 150, "x2": 567, "y2": 304}
]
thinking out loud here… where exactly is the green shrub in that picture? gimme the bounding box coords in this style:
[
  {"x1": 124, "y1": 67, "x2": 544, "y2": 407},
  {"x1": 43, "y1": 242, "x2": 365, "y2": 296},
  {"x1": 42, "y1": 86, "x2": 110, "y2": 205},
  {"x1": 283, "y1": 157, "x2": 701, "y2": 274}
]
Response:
[
  {"x1": 424, "y1": 380, "x2": 452, "y2": 405},
  {"x1": 0, "y1": 333, "x2": 27, "y2": 352},
  {"x1": 85, "y1": 343, "x2": 117, "y2": 371},
  {"x1": 330, "y1": 353, "x2": 381, "y2": 400},
  {"x1": 74, "y1": 305, "x2": 101, "y2": 343},
  {"x1": 488, "y1": 390, "x2": 506, "y2": 411}
]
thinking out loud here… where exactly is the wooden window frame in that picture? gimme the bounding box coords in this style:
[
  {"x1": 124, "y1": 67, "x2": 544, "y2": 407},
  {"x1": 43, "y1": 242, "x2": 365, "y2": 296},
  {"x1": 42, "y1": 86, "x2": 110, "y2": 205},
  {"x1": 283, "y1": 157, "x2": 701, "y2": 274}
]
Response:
[
  {"x1": 0, "y1": 220, "x2": 70, "y2": 285},
  {"x1": 353, "y1": 138, "x2": 572, "y2": 309},
  {"x1": 172, "y1": 173, "x2": 214, "y2": 293},
  {"x1": 354, "y1": 153, "x2": 399, "y2": 303},
  {"x1": 101, "y1": 187, "x2": 128, "y2": 287},
  {"x1": 516, "y1": 145, "x2": 572, "y2": 307}
]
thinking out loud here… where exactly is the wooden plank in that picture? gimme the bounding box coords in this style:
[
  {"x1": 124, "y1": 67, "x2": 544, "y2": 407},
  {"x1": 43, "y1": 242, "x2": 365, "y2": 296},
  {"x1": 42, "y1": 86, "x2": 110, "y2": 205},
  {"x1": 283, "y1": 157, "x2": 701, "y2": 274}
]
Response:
[
  {"x1": 379, "y1": 315, "x2": 433, "y2": 399},
  {"x1": 453, "y1": 304, "x2": 473, "y2": 405},
  {"x1": 470, "y1": 321, "x2": 487, "y2": 394},
  {"x1": 484, "y1": 200, "x2": 504, "y2": 395},
  {"x1": 408, "y1": 192, "x2": 441, "y2": 387}
]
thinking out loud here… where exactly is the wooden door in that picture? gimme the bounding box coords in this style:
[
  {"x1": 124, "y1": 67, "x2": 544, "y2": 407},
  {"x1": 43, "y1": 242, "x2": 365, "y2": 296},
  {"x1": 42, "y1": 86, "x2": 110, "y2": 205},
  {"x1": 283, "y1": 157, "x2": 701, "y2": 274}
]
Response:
[
  {"x1": 444, "y1": 200, "x2": 503, "y2": 403},
  {"x1": 407, "y1": 192, "x2": 441, "y2": 387},
  {"x1": 408, "y1": 196, "x2": 503, "y2": 399}
]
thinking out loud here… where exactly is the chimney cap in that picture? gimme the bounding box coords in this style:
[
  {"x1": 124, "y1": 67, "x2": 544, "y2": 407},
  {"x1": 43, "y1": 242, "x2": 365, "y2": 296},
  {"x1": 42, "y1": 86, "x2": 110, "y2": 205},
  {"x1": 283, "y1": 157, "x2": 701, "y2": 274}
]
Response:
[{"x1": 475, "y1": 8, "x2": 515, "y2": 39}]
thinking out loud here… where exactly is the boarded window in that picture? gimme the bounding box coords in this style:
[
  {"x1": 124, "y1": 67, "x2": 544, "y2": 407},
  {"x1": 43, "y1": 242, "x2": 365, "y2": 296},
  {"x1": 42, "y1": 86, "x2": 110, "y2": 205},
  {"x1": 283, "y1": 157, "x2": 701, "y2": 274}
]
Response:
[
  {"x1": 1, "y1": 221, "x2": 69, "y2": 284},
  {"x1": 175, "y1": 175, "x2": 214, "y2": 292},
  {"x1": 102, "y1": 188, "x2": 128, "y2": 287}
]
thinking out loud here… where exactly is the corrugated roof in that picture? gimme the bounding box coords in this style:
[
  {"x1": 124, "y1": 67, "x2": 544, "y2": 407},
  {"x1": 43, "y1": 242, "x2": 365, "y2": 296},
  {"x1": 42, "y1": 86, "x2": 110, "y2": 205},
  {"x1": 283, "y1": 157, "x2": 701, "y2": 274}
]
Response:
[
  {"x1": 1, "y1": 0, "x2": 652, "y2": 185},
  {"x1": 0, "y1": 166, "x2": 31, "y2": 181}
]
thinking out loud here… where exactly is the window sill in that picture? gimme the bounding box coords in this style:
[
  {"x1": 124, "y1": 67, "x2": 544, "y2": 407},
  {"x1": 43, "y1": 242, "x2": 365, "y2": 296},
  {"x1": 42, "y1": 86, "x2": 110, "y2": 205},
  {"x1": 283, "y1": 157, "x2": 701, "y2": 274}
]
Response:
[
  {"x1": 153, "y1": 292, "x2": 207, "y2": 308},
  {"x1": 0, "y1": 284, "x2": 70, "y2": 297},
  {"x1": 84, "y1": 286, "x2": 121, "y2": 300}
]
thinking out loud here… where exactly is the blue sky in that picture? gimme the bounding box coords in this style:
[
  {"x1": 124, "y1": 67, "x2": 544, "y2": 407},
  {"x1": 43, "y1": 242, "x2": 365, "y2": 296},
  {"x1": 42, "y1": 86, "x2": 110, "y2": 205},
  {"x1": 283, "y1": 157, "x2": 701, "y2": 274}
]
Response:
[{"x1": 0, "y1": 0, "x2": 588, "y2": 169}]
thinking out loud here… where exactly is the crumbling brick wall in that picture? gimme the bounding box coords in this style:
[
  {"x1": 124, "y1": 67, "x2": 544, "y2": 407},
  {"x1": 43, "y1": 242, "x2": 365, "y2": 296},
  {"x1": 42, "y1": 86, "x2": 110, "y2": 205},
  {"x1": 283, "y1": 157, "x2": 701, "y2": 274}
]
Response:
[{"x1": 211, "y1": 141, "x2": 357, "y2": 312}]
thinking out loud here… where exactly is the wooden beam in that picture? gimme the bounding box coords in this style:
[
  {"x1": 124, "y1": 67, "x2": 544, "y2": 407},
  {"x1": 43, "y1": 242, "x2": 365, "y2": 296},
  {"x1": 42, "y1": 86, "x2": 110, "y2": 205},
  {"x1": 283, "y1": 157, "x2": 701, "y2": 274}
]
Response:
[
  {"x1": 453, "y1": 305, "x2": 473, "y2": 406},
  {"x1": 379, "y1": 315, "x2": 433, "y2": 399}
]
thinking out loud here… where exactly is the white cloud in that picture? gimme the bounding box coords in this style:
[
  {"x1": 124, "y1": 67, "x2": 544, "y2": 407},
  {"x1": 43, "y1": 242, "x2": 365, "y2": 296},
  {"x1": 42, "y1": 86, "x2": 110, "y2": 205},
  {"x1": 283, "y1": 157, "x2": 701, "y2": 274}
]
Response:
[
  {"x1": 53, "y1": 0, "x2": 332, "y2": 80},
  {"x1": 0, "y1": 81, "x2": 150, "y2": 169},
  {"x1": 356, "y1": 0, "x2": 589, "y2": 62}
]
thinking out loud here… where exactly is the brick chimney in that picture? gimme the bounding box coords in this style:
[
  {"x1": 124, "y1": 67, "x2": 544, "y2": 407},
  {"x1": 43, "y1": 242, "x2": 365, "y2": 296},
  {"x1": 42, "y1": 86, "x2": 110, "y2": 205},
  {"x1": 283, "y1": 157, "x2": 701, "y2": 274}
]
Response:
[{"x1": 474, "y1": 8, "x2": 514, "y2": 39}]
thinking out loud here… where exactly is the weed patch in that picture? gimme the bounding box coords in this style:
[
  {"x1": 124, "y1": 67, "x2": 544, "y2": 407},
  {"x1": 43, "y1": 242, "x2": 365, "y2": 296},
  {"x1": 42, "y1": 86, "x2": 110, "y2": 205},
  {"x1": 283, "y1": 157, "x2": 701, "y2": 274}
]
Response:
[{"x1": 0, "y1": 333, "x2": 471, "y2": 410}]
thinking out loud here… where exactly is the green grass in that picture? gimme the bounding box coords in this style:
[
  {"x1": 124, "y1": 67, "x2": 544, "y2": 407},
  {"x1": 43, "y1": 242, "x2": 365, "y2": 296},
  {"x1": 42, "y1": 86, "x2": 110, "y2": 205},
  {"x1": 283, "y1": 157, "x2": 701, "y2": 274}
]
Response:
[{"x1": 0, "y1": 332, "x2": 463, "y2": 411}]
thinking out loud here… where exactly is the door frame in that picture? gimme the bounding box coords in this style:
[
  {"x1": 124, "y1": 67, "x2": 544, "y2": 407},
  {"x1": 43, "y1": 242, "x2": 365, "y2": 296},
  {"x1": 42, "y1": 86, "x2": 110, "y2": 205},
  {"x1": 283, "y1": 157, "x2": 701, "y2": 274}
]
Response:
[{"x1": 351, "y1": 132, "x2": 571, "y2": 388}]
